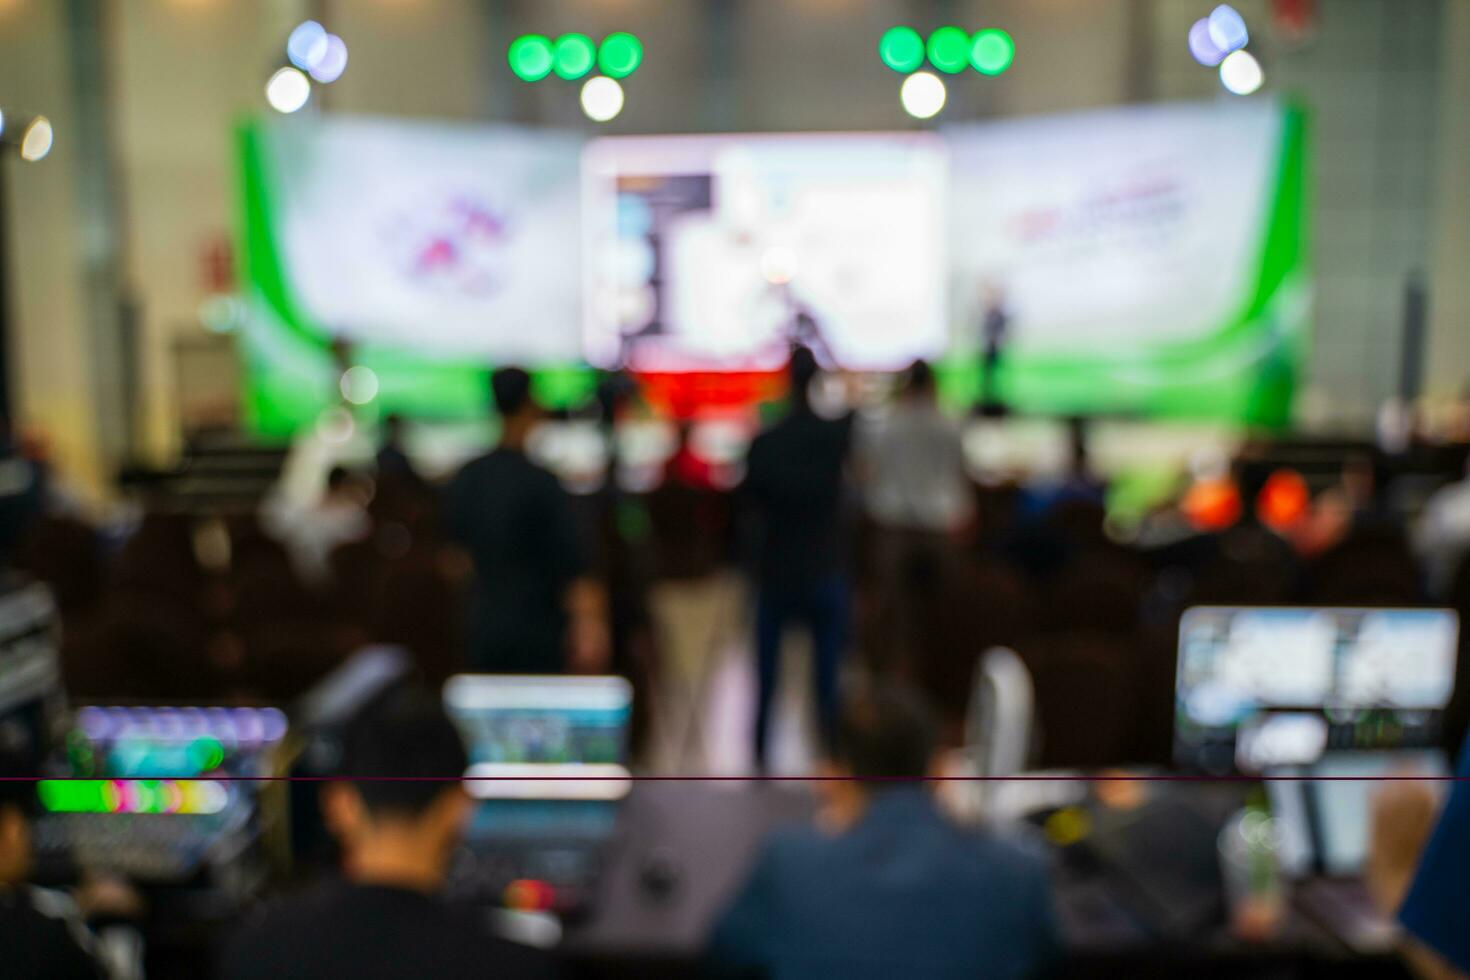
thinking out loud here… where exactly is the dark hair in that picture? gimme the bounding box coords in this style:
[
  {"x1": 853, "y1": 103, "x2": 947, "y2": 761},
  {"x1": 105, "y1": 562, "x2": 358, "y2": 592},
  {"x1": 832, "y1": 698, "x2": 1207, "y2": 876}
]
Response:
[
  {"x1": 827, "y1": 686, "x2": 937, "y2": 783},
  {"x1": 326, "y1": 465, "x2": 352, "y2": 491},
  {"x1": 338, "y1": 687, "x2": 468, "y2": 818},
  {"x1": 490, "y1": 367, "x2": 534, "y2": 418},
  {"x1": 383, "y1": 414, "x2": 405, "y2": 439},
  {"x1": 0, "y1": 749, "x2": 37, "y2": 819},
  {"x1": 905, "y1": 360, "x2": 935, "y2": 395},
  {"x1": 787, "y1": 347, "x2": 819, "y2": 407}
]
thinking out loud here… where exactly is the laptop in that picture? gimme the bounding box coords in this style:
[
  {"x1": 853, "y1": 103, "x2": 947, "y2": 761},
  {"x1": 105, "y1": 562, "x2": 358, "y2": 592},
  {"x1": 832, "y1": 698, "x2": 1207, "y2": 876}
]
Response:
[{"x1": 442, "y1": 674, "x2": 634, "y2": 918}]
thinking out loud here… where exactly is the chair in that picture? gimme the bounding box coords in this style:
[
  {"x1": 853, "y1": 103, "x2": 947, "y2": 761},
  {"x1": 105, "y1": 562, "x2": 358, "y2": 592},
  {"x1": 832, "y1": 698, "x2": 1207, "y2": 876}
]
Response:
[{"x1": 950, "y1": 647, "x2": 1035, "y2": 824}]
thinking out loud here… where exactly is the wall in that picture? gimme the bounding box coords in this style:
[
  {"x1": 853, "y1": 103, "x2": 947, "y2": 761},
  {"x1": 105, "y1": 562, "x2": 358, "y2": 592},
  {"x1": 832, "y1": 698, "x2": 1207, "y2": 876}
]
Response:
[{"x1": 0, "y1": 0, "x2": 107, "y2": 502}]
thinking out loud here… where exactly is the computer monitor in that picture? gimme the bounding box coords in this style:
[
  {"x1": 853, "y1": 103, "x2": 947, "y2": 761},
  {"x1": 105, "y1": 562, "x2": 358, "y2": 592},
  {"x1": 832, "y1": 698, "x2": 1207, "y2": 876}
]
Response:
[
  {"x1": 441, "y1": 675, "x2": 634, "y2": 915},
  {"x1": 0, "y1": 583, "x2": 64, "y2": 770},
  {"x1": 1175, "y1": 607, "x2": 1458, "y2": 773},
  {"x1": 443, "y1": 674, "x2": 634, "y2": 800},
  {"x1": 34, "y1": 705, "x2": 289, "y2": 884}
]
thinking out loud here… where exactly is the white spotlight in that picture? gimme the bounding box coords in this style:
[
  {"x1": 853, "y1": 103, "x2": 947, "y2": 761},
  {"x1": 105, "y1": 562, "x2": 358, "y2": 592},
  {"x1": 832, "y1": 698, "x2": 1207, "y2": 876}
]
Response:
[
  {"x1": 19, "y1": 116, "x2": 52, "y2": 161},
  {"x1": 1219, "y1": 50, "x2": 1263, "y2": 96},
  {"x1": 287, "y1": 20, "x2": 329, "y2": 71},
  {"x1": 310, "y1": 35, "x2": 348, "y2": 83},
  {"x1": 339, "y1": 366, "x2": 380, "y2": 405},
  {"x1": 266, "y1": 67, "x2": 312, "y2": 113},
  {"x1": 900, "y1": 71, "x2": 946, "y2": 120},
  {"x1": 1208, "y1": 5, "x2": 1250, "y2": 54},
  {"x1": 580, "y1": 76, "x2": 624, "y2": 122}
]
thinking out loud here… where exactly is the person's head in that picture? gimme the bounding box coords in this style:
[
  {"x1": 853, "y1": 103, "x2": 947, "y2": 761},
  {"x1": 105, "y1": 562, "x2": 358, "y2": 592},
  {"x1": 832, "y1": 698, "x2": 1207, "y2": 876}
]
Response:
[
  {"x1": 320, "y1": 688, "x2": 471, "y2": 890},
  {"x1": 787, "y1": 346, "x2": 819, "y2": 413},
  {"x1": 0, "y1": 751, "x2": 36, "y2": 885},
  {"x1": 903, "y1": 360, "x2": 936, "y2": 403},
  {"x1": 490, "y1": 367, "x2": 540, "y2": 446},
  {"x1": 382, "y1": 413, "x2": 405, "y2": 447},
  {"x1": 816, "y1": 686, "x2": 939, "y2": 829}
]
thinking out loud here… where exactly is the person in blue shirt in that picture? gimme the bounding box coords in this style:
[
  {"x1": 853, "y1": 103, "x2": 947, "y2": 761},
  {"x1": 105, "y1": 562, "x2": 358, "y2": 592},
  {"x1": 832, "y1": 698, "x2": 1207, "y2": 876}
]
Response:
[
  {"x1": 1371, "y1": 733, "x2": 1470, "y2": 979},
  {"x1": 706, "y1": 686, "x2": 1060, "y2": 979}
]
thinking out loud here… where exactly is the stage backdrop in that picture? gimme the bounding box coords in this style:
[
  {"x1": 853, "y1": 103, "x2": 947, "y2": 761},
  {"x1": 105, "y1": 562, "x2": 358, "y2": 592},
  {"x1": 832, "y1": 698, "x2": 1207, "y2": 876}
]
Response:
[
  {"x1": 235, "y1": 116, "x2": 591, "y2": 436},
  {"x1": 942, "y1": 98, "x2": 1309, "y2": 425},
  {"x1": 236, "y1": 100, "x2": 1307, "y2": 434}
]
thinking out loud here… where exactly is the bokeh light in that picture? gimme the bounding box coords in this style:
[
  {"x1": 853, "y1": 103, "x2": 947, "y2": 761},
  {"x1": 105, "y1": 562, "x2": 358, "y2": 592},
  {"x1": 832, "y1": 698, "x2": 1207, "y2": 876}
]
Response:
[
  {"x1": 19, "y1": 116, "x2": 53, "y2": 161},
  {"x1": 265, "y1": 67, "x2": 311, "y2": 113},
  {"x1": 1219, "y1": 49, "x2": 1263, "y2": 95},
  {"x1": 1188, "y1": 18, "x2": 1227, "y2": 67},
  {"x1": 926, "y1": 26, "x2": 970, "y2": 74},
  {"x1": 340, "y1": 365, "x2": 380, "y2": 405},
  {"x1": 309, "y1": 34, "x2": 348, "y2": 83},
  {"x1": 581, "y1": 76, "x2": 625, "y2": 122},
  {"x1": 286, "y1": 20, "x2": 328, "y2": 71},
  {"x1": 969, "y1": 28, "x2": 1015, "y2": 75},
  {"x1": 553, "y1": 33, "x2": 597, "y2": 80},
  {"x1": 900, "y1": 71, "x2": 946, "y2": 119},
  {"x1": 598, "y1": 32, "x2": 643, "y2": 78},
  {"x1": 508, "y1": 34, "x2": 554, "y2": 81},
  {"x1": 878, "y1": 26, "x2": 925, "y2": 73},
  {"x1": 1208, "y1": 4, "x2": 1249, "y2": 54}
]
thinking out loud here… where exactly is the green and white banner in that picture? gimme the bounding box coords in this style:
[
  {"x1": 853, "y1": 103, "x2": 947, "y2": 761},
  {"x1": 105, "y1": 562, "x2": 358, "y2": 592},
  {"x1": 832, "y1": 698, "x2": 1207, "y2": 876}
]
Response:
[{"x1": 236, "y1": 99, "x2": 1307, "y2": 435}]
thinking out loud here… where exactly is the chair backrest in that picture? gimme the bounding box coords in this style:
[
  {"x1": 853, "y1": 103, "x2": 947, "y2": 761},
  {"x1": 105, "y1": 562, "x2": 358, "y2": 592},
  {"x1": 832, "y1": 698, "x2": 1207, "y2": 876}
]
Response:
[{"x1": 953, "y1": 646, "x2": 1034, "y2": 823}]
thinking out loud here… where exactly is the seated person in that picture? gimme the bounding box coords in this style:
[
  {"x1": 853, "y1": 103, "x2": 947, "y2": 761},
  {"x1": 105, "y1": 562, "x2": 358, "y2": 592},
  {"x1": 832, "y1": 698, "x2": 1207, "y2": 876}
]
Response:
[
  {"x1": 219, "y1": 688, "x2": 555, "y2": 980},
  {"x1": 0, "y1": 751, "x2": 110, "y2": 979},
  {"x1": 707, "y1": 686, "x2": 1059, "y2": 979},
  {"x1": 1369, "y1": 732, "x2": 1470, "y2": 980}
]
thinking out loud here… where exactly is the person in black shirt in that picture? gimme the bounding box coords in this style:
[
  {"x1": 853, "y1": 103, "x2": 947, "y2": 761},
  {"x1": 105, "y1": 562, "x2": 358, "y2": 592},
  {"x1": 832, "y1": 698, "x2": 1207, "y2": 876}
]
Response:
[
  {"x1": 220, "y1": 688, "x2": 555, "y2": 980},
  {"x1": 742, "y1": 347, "x2": 854, "y2": 769},
  {"x1": 443, "y1": 369, "x2": 610, "y2": 674},
  {"x1": 0, "y1": 752, "x2": 109, "y2": 980}
]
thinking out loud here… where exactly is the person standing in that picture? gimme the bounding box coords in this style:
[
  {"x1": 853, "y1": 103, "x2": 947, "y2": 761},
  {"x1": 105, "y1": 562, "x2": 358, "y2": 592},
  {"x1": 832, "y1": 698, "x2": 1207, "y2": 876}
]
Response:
[
  {"x1": 443, "y1": 368, "x2": 610, "y2": 675},
  {"x1": 741, "y1": 347, "x2": 854, "y2": 770}
]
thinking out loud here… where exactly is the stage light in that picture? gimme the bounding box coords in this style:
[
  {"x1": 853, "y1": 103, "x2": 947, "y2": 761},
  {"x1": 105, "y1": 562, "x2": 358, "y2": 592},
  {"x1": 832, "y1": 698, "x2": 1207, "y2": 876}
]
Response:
[
  {"x1": 598, "y1": 32, "x2": 643, "y2": 78},
  {"x1": 900, "y1": 71, "x2": 946, "y2": 119},
  {"x1": 309, "y1": 34, "x2": 348, "y2": 83},
  {"x1": 926, "y1": 26, "x2": 970, "y2": 74},
  {"x1": 1208, "y1": 5, "x2": 1249, "y2": 54},
  {"x1": 581, "y1": 76, "x2": 624, "y2": 122},
  {"x1": 287, "y1": 20, "x2": 329, "y2": 71},
  {"x1": 1219, "y1": 49, "x2": 1263, "y2": 95},
  {"x1": 1188, "y1": 18, "x2": 1226, "y2": 66},
  {"x1": 553, "y1": 33, "x2": 596, "y2": 80},
  {"x1": 266, "y1": 67, "x2": 311, "y2": 113},
  {"x1": 19, "y1": 115, "x2": 52, "y2": 161},
  {"x1": 508, "y1": 34, "x2": 554, "y2": 81},
  {"x1": 340, "y1": 365, "x2": 379, "y2": 405},
  {"x1": 0, "y1": 109, "x2": 6, "y2": 139},
  {"x1": 969, "y1": 28, "x2": 1014, "y2": 75},
  {"x1": 878, "y1": 26, "x2": 925, "y2": 73}
]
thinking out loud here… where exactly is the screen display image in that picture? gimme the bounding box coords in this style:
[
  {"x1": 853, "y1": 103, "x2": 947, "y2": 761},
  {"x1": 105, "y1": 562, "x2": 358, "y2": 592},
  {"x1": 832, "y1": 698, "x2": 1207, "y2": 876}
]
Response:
[
  {"x1": 944, "y1": 98, "x2": 1308, "y2": 423},
  {"x1": 443, "y1": 675, "x2": 633, "y2": 801},
  {"x1": 1174, "y1": 607, "x2": 1458, "y2": 772},
  {"x1": 582, "y1": 133, "x2": 948, "y2": 373},
  {"x1": 34, "y1": 706, "x2": 289, "y2": 880},
  {"x1": 238, "y1": 117, "x2": 592, "y2": 434}
]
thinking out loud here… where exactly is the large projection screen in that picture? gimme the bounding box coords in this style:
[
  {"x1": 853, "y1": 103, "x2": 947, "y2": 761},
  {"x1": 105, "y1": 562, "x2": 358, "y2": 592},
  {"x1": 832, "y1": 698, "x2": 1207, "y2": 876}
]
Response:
[
  {"x1": 943, "y1": 99, "x2": 1309, "y2": 424},
  {"x1": 581, "y1": 133, "x2": 948, "y2": 374},
  {"x1": 236, "y1": 116, "x2": 588, "y2": 436}
]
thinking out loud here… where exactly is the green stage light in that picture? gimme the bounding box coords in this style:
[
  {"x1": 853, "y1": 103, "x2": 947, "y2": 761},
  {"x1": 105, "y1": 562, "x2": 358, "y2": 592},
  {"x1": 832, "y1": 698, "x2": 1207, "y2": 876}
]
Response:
[
  {"x1": 878, "y1": 26, "x2": 925, "y2": 73},
  {"x1": 970, "y1": 28, "x2": 1015, "y2": 75},
  {"x1": 599, "y1": 32, "x2": 643, "y2": 78},
  {"x1": 926, "y1": 26, "x2": 970, "y2": 74},
  {"x1": 552, "y1": 33, "x2": 597, "y2": 80},
  {"x1": 508, "y1": 34, "x2": 554, "y2": 81}
]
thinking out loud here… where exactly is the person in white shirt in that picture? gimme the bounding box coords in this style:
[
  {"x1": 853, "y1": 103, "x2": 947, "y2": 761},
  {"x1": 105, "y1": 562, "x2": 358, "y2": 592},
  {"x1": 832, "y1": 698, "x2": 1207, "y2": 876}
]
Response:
[{"x1": 1414, "y1": 458, "x2": 1470, "y2": 599}]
